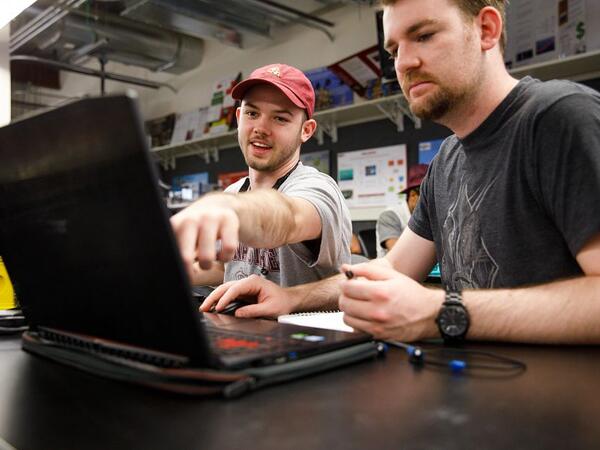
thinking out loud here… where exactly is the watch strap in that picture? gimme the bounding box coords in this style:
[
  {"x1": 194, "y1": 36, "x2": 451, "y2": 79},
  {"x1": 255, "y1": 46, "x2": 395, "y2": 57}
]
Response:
[
  {"x1": 437, "y1": 288, "x2": 469, "y2": 343},
  {"x1": 444, "y1": 289, "x2": 463, "y2": 305}
]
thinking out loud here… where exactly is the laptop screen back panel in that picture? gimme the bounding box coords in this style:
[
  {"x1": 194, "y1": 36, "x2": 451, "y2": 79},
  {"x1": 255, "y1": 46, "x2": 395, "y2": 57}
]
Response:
[{"x1": 0, "y1": 95, "x2": 211, "y2": 363}]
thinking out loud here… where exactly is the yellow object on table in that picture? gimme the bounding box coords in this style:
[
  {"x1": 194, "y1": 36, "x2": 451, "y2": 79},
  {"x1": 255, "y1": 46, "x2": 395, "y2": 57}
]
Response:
[{"x1": 0, "y1": 257, "x2": 16, "y2": 310}]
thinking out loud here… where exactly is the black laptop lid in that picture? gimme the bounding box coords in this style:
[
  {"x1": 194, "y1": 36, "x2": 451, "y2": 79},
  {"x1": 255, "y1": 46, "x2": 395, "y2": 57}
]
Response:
[{"x1": 0, "y1": 95, "x2": 211, "y2": 362}]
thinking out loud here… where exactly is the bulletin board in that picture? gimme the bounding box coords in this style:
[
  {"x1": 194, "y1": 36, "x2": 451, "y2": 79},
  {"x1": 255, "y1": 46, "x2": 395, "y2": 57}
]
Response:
[{"x1": 337, "y1": 144, "x2": 407, "y2": 208}]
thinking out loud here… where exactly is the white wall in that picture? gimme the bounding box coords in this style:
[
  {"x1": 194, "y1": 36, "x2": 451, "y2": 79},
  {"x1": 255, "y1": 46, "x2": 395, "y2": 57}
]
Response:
[
  {"x1": 0, "y1": 25, "x2": 10, "y2": 125},
  {"x1": 54, "y1": 3, "x2": 380, "y2": 121}
]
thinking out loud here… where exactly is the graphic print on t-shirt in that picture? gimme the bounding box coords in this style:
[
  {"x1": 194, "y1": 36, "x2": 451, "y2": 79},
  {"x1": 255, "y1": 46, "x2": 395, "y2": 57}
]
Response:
[
  {"x1": 441, "y1": 175, "x2": 499, "y2": 290},
  {"x1": 231, "y1": 244, "x2": 280, "y2": 280}
]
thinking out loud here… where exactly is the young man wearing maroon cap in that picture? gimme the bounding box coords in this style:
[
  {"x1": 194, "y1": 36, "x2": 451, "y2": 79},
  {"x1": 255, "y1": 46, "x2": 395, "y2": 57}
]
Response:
[
  {"x1": 205, "y1": 0, "x2": 600, "y2": 344},
  {"x1": 376, "y1": 163, "x2": 428, "y2": 257},
  {"x1": 170, "y1": 63, "x2": 351, "y2": 316}
]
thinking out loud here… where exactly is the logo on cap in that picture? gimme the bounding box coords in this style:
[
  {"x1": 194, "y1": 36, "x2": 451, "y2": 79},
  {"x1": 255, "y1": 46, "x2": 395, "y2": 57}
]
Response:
[{"x1": 267, "y1": 66, "x2": 281, "y2": 78}]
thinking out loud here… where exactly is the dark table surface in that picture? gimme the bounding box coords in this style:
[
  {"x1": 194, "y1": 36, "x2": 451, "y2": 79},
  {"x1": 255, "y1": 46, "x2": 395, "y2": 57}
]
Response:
[{"x1": 1, "y1": 334, "x2": 599, "y2": 450}]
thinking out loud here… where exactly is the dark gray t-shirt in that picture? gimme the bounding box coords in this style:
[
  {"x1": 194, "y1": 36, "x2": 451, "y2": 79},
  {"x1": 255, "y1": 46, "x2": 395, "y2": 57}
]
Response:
[{"x1": 410, "y1": 77, "x2": 600, "y2": 290}]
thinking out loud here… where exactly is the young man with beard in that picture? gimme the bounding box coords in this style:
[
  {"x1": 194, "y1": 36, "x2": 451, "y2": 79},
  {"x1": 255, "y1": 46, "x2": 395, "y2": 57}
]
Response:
[
  {"x1": 171, "y1": 64, "x2": 351, "y2": 315},
  {"x1": 203, "y1": 0, "x2": 600, "y2": 344}
]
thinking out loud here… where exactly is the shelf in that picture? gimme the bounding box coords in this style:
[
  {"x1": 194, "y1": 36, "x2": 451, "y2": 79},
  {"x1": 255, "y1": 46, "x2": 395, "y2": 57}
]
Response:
[
  {"x1": 151, "y1": 50, "x2": 600, "y2": 169},
  {"x1": 313, "y1": 94, "x2": 421, "y2": 145},
  {"x1": 509, "y1": 49, "x2": 600, "y2": 82},
  {"x1": 151, "y1": 130, "x2": 237, "y2": 170},
  {"x1": 150, "y1": 93, "x2": 418, "y2": 169}
]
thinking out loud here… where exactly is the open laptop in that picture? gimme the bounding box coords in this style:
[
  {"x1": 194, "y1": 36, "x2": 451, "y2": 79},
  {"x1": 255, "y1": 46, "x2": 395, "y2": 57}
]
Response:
[{"x1": 0, "y1": 94, "x2": 376, "y2": 394}]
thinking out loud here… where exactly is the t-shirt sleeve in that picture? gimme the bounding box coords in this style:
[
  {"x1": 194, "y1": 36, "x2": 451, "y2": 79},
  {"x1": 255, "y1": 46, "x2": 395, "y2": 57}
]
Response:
[
  {"x1": 281, "y1": 170, "x2": 351, "y2": 268},
  {"x1": 534, "y1": 92, "x2": 600, "y2": 256},
  {"x1": 376, "y1": 210, "x2": 404, "y2": 248}
]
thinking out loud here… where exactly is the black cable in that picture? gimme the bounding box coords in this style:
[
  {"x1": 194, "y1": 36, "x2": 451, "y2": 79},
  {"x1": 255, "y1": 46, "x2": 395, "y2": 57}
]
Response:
[{"x1": 385, "y1": 340, "x2": 527, "y2": 375}]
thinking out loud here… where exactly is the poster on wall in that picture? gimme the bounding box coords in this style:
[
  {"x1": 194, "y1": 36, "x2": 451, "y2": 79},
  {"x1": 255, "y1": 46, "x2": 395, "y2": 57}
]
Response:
[
  {"x1": 511, "y1": 0, "x2": 536, "y2": 66},
  {"x1": 505, "y1": 0, "x2": 595, "y2": 68},
  {"x1": 337, "y1": 145, "x2": 407, "y2": 208},
  {"x1": 300, "y1": 150, "x2": 330, "y2": 174},
  {"x1": 206, "y1": 72, "x2": 242, "y2": 135},
  {"x1": 328, "y1": 45, "x2": 400, "y2": 99},
  {"x1": 589, "y1": 0, "x2": 600, "y2": 51},
  {"x1": 304, "y1": 68, "x2": 353, "y2": 112},
  {"x1": 418, "y1": 139, "x2": 444, "y2": 164},
  {"x1": 558, "y1": 0, "x2": 587, "y2": 57},
  {"x1": 170, "y1": 107, "x2": 208, "y2": 145},
  {"x1": 508, "y1": 0, "x2": 559, "y2": 66}
]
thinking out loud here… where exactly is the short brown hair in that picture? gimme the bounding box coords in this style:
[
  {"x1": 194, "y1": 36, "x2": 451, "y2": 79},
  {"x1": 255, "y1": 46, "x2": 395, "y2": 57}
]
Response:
[{"x1": 380, "y1": 0, "x2": 508, "y2": 54}]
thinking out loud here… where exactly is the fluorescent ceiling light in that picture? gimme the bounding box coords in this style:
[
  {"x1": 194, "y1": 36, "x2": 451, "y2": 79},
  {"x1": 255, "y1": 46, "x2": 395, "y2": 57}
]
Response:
[{"x1": 0, "y1": 0, "x2": 37, "y2": 30}]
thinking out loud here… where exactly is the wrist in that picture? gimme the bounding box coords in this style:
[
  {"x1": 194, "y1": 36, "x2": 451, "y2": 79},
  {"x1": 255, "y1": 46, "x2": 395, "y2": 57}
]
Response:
[
  {"x1": 228, "y1": 195, "x2": 243, "y2": 224},
  {"x1": 286, "y1": 285, "x2": 304, "y2": 313},
  {"x1": 201, "y1": 191, "x2": 237, "y2": 207},
  {"x1": 425, "y1": 288, "x2": 445, "y2": 338},
  {"x1": 197, "y1": 192, "x2": 241, "y2": 221},
  {"x1": 436, "y1": 288, "x2": 470, "y2": 343}
]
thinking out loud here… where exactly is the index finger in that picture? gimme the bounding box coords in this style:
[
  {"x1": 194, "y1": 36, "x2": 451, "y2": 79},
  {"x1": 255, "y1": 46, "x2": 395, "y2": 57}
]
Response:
[
  {"x1": 340, "y1": 278, "x2": 383, "y2": 302},
  {"x1": 341, "y1": 262, "x2": 402, "y2": 281},
  {"x1": 200, "y1": 280, "x2": 236, "y2": 312},
  {"x1": 213, "y1": 278, "x2": 260, "y2": 312}
]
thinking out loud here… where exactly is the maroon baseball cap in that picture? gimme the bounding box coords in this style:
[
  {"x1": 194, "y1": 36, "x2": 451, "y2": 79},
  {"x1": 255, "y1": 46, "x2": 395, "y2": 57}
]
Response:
[
  {"x1": 231, "y1": 63, "x2": 315, "y2": 118},
  {"x1": 401, "y1": 164, "x2": 429, "y2": 194}
]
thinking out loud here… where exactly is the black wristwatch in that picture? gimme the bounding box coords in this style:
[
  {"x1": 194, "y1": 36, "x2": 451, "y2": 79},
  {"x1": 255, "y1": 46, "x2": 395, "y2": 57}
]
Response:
[{"x1": 436, "y1": 289, "x2": 469, "y2": 343}]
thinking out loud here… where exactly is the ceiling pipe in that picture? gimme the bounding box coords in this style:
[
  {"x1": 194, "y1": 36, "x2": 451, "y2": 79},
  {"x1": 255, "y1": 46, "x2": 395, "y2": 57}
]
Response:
[
  {"x1": 10, "y1": 55, "x2": 178, "y2": 93},
  {"x1": 244, "y1": 0, "x2": 336, "y2": 41},
  {"x1": 150, "y1": 0, "x2": 272, "y2": 38},
  {"x1": 10, "y1": 0, "x2": 88, "y2": 53},
  {"x1": 13, "y1": 3, "x2": 205, "y2": 74},
  {"x1": 250, "y1": 0, "x2": 335, "y2": 27}
]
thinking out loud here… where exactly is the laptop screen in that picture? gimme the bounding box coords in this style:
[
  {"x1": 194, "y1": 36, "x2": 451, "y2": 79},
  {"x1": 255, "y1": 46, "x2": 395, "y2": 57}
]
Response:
[{"x1": 0, "y1": 95, "x2": 210, "y2": 362}]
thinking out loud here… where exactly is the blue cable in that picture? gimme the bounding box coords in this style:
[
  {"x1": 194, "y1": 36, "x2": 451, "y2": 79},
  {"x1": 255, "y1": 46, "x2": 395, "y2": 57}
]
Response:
[{"x1": 449, "y1": 359, "x2": 467, "y2": 373}]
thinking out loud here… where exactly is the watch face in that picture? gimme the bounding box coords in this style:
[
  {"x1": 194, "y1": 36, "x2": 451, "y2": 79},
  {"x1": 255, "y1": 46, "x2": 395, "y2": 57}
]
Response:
[{"x1": 438, "y1": 305, "x2": 469, "y2": 337}]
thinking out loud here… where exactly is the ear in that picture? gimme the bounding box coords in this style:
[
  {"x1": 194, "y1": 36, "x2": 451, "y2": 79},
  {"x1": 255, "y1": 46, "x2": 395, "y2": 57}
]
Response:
[
  {"x1": 235, "y1": 106, "x2": 241, "y2": 122},
  {"x1": 300, "y1": 118, "x2": 317, "y2": 143},
  {"x1": 477, "y1": 6, "x2": 503, "y2": 52}
]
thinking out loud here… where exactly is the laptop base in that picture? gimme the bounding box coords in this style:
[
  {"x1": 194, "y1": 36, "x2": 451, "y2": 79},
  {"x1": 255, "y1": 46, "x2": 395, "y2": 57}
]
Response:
[{"x1": 22, "y1": 330, "x2": 383, "y2": 398}]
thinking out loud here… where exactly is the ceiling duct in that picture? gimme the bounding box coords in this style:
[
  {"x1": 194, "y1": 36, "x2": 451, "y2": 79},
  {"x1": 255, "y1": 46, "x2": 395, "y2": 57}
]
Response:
[
  {"x1": 119, "y1": 0, "x2": 335, "y2": 48},
  {"x1": 12, "y1": 3, "x2": 204, "y2": 74}
]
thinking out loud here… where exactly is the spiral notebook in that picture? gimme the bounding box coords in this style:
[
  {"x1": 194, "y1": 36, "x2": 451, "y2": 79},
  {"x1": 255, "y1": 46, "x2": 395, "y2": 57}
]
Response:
[{"x1": 277, "y1": 311, "x2": 355, "y2": 333}]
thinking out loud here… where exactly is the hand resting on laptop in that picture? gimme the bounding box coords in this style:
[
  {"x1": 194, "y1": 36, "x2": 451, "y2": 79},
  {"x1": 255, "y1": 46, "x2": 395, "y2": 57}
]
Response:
[
  {"x1": 201, "y1": 275, "x2": 299, "y2": 319},
  {"x1": 212, "y1": 299, "x2": 253, "y2": 316}
]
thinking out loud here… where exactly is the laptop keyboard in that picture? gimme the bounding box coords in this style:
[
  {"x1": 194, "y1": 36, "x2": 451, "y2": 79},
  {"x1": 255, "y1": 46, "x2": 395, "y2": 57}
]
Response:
[{"x1": 206, "y1": 327, "x2": 317, "y2": 356}]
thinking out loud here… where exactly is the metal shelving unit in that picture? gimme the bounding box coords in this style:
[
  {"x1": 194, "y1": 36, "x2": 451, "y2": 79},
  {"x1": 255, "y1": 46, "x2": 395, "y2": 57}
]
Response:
[
  {"x1": 510, "y1": 48, "x2": 600, "y2": 82},
  {"x1": 152, "y1": 130, "x2": 238, "y2": 170},
  {"x1": 151, "y1": 93, "x2": 418, "y2": 170}
]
